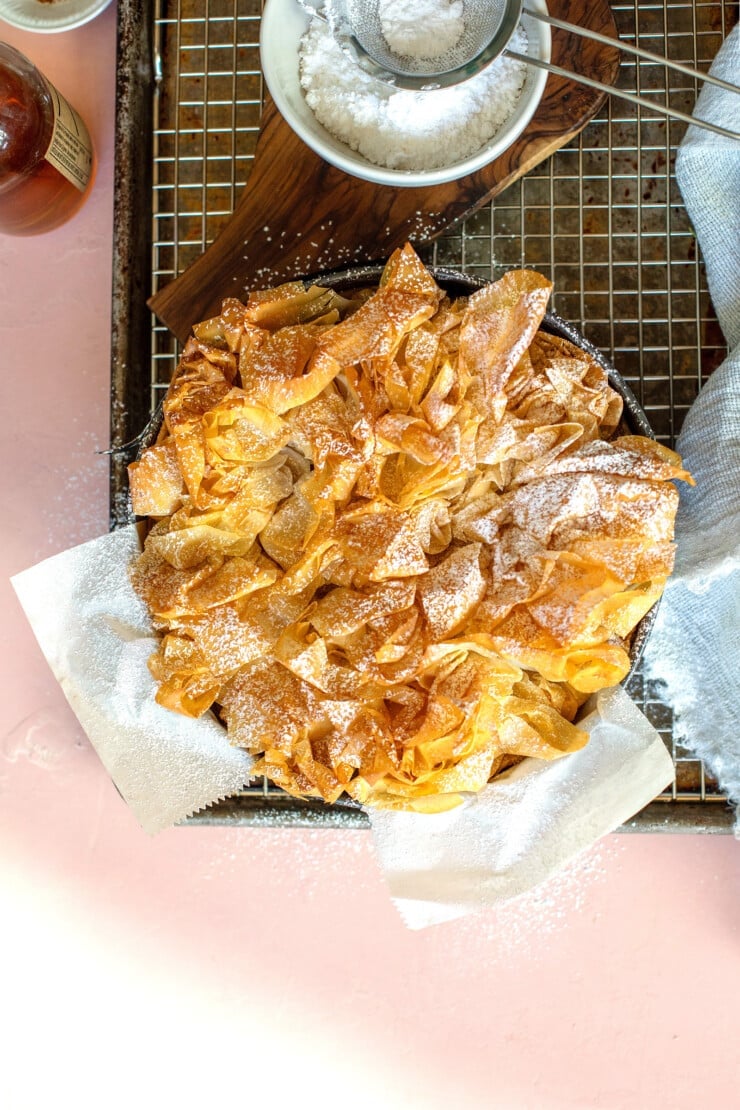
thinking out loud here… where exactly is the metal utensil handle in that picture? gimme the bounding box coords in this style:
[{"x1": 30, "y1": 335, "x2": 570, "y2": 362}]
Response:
[
  {"x1": 506, "y1": 49, "x2": 740, "y2": 141},
  {"x1": 522, "y1": 6, "x2": 740, "y2": 98}
]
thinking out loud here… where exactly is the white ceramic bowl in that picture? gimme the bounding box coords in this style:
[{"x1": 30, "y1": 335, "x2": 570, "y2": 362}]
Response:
[
  {"x1": 260, "y1": 0, "x2": 551, "y2": 187},
  {"x1": 0, "y1": 0, "x2": 112, "y2": 33}
]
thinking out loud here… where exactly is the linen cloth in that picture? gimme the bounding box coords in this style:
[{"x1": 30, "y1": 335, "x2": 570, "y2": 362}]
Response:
[{"x1": 642, "y1": 26, "x2": 740, "y2": 831}]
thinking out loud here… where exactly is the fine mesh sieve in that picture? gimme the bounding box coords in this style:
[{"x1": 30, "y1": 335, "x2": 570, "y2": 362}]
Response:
[
  {"x1": 316, "y1": 0, "x2": 740, "y2": 140},
  {"x1": 328, "y1": 0, "x2": 522, "y2": 82}
]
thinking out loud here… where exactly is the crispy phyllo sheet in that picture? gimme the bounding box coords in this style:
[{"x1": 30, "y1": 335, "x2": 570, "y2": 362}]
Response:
[{"x1": 130, "y1": 244, "x2": 691, "y2": 812}]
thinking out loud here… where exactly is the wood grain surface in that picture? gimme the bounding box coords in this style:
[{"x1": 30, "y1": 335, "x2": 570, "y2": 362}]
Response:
[{"x1": 150, "y1": 0, "x2": 620, "y2": 340}]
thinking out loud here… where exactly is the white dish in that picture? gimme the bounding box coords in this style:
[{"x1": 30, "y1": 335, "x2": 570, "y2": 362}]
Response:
[
  {"x1": 260, "y1": 0, "x2": 551, "y2": 188},
  {"x1": 0, "y1": 0, "x2": 112, "y2": 34}
]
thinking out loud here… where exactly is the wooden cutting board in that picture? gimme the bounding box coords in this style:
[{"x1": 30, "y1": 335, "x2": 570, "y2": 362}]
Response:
[{"x1": 150, "y1": 0, "x2": 620, "y2": 340}]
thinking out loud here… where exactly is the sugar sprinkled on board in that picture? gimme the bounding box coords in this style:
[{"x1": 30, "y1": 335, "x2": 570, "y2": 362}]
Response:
[
  {"x1": 299, "y1": 19, "x2": 528, "y2": 172},
  {"x1": 441, "y1": 838, "x2": 621, "y2": 961},
  {"x1": 41, "y1": 429, "x2": 110, "y2": 557}
]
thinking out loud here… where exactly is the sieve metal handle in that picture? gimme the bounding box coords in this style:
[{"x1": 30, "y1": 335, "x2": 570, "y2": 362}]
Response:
[
  {"x1": 505, "y1": 48, "x2": 740, "y2": 142},
  {"x1": 522, "y1": 7, "x2": 740, "y2": 98}
]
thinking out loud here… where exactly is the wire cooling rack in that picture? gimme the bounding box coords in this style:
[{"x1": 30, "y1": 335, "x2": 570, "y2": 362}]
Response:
[{"x1": 126, "y1": 0, "x2": 736, "y2": 828}]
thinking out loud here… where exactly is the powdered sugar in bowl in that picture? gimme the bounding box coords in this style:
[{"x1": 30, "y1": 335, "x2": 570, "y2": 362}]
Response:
[{"x1": 260, "y1": 0, "x2": 550, "y2": 187}]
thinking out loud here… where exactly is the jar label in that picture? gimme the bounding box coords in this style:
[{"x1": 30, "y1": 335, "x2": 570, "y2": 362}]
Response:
[{"x1": 41, "y1": 77, "x2": 94, "y2": 193}]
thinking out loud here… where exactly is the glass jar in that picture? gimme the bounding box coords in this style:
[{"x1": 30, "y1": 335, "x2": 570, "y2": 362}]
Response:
[{"x1": 0, "y1": 42, "x2": 96, "y2": 236}]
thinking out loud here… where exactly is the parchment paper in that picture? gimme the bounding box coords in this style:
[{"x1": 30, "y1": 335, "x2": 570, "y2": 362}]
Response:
[{"x1": 12, "y1": 524, "x2": 674, "y2": 921}]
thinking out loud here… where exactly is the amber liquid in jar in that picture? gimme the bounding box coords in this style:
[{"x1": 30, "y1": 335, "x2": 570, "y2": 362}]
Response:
[{"x1": 0, "y1": 43, "x2": 96, "y2": 236}]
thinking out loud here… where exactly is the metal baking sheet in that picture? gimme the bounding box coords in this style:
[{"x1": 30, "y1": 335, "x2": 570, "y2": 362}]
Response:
[{"x1": 110, "y1": 0, "x2": 736, "y2": 830}]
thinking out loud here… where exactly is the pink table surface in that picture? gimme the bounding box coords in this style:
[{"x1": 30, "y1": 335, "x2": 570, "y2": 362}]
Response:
[{"x1": 1, "y1": 11, "x2": 738, "y2": 1109}]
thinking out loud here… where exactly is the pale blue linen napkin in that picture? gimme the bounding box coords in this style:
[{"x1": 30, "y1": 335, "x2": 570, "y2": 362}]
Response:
[{"x1": 642, "y1": 26, "x2": 740, "y2": 830}]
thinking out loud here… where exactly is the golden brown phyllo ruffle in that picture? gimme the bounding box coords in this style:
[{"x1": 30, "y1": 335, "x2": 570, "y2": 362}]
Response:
[{"x1": 129, "y1": 244, "x2": 691, "y2": 812}]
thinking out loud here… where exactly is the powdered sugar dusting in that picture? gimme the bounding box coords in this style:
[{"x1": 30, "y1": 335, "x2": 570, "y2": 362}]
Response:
[
  {"x1": 299, "y1": 19, "x2": 528, "y2": 172},
  {"x1": 379, "y1": 0, "x2": 465, "y2": 61},
  {"x1": 40, "y1": 429, "x2": 109, "y2": 557},
  {"x1": 441, "y1": 838, "x2": 622, "y2": 959}
]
